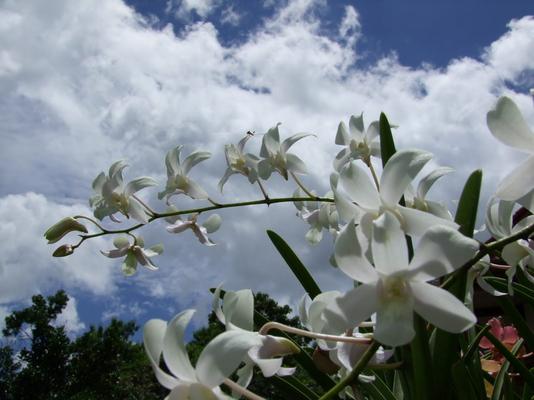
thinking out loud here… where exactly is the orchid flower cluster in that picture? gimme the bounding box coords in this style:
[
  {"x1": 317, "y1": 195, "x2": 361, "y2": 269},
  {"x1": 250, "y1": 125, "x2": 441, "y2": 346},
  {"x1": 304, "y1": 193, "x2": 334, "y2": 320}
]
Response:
[{"x1": 45, "y1": 96, "x2": 534, "y2": 399}]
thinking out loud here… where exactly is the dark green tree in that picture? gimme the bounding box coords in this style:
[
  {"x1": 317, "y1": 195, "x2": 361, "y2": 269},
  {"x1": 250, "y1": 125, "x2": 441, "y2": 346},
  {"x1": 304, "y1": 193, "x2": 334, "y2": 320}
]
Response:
[{"x1": 1, "y1": 291, "x2": 165, "y2": 400}]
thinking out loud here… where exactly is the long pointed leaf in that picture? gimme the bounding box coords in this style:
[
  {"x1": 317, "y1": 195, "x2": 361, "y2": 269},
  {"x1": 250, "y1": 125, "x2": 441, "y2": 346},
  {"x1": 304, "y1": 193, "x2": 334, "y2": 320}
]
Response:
[
  {"x1": 483, "y1": 331, "x2": 534, "y2": 391},
  {"x1": 491, "y1": 339, "x2": 524, "y2": 400},
  {"x1": 379, "y1": 113, "x2": 396, "y2": 167},
  {"x1": 267, "y1": 230, "x2": 322, "y2": 299}
]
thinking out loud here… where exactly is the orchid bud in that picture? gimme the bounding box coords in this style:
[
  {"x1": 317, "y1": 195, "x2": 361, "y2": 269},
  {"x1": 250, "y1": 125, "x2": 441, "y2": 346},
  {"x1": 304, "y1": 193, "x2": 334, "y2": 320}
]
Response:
[
  {"x1": 53, "y1": 244, "x2": 74, "y2": 257},
  {"x1": 45, "y1": 217, "x2": 88, "y2": 244}
]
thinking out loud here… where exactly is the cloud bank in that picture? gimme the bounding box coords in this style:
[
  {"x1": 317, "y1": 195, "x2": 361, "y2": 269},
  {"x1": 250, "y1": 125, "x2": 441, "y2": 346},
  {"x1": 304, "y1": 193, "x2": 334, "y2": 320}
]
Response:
[{"x1": 0, "y1": 0, "x2": 533, "y2": 323}]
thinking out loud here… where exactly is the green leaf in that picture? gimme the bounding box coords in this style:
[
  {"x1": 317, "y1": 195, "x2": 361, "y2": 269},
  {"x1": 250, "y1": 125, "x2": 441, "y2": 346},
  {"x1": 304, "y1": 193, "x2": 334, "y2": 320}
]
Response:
[
  {"x1": 454, "y1": 169, "x2": 482, "y2": 237},
  {"x1": 451, "y1": 360, "x2": 480, "y2": 400},
  {"x1": 363, "y1": 372, "x2": 397, "y2": 400},
  {"x1": 484, "y1": 277, "x2": 534, "y2": 306},
  {"x1": 496, "y1": 295, "x2": 534, "y2": 353},
  {"x1": 379, "y1": 113, "x2": 396, "y2": 167},
  {"x1": 432, "y1": 170, "x2": 483, "y2": 399},
  {"x1": 462, "y1": 325, "x2": 491, "y2": 361},
  {"x1": 410, "y1": 315, "x2": 433, "y2": 400},
  {"x1": 492, "y1": 338, "x2": 524, "y2": 400},
  {"x1": 267, "y1": 230, "x2": 322, "y2": 299},
  {"x1": 272, "y1": 375, "x2": 319, "y2": 400}
]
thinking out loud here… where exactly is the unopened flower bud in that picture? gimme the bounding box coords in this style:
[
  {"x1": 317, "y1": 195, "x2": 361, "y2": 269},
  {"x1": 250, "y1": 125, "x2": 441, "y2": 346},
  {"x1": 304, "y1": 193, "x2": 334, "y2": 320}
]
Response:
[
  {"x1": 45, "y1": 217, "x2": 88, "y2": 244},
  {"x1": 53, "y1": 244, "x2": 74, "y2": 257}
]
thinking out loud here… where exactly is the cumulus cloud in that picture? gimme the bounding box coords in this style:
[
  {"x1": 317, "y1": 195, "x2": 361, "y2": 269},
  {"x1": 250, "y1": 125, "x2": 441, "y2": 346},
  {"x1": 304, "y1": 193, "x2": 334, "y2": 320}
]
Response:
[
  {"x1": 0, "y1": 0, "x2": 533, "y2": 320},
  {"x1": 54, "y1": 296, "x2": 86, "y2": 336},
  {"x1": 166, "y1": 0, "x2": 220, "y2": 20},
  {"x1": 0, "y1": 193, "x2": 116, "y2": 305}
]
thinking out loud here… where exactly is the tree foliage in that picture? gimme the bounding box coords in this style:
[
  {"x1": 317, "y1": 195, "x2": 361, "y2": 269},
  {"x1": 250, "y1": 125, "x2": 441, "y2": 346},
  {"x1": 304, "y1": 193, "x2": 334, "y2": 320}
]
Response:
[{"x1": 0, "y1": 291, "x2": 165, "y2": 400}]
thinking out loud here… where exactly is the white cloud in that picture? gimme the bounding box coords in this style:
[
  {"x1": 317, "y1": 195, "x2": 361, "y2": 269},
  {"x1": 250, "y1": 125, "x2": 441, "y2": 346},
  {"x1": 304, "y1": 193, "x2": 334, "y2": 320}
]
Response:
[
  {"x1": 0, "y1": 0, "x2": 533, "y2": 320},
  {"x1": 54, "y1": 296, "x2": 86, "y2": 336},
  {"x1": 0, "y1": 193, "x2": 117, "y2": 305},
  {"x1": 220, "y1": 5, "x2": 241, "y2": 26},
  {"x1": 166, "y1": 0, "x2": 220, "y2": 20},
  {"x1": 339, "y1": 5, "x2": 361, "y2": 44}
]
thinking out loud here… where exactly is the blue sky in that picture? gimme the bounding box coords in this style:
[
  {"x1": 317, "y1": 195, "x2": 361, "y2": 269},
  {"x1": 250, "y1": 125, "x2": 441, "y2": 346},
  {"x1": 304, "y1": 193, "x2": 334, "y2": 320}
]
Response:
[{"x1": 0, "y1": 0, "x2": 533, "y2": 339}]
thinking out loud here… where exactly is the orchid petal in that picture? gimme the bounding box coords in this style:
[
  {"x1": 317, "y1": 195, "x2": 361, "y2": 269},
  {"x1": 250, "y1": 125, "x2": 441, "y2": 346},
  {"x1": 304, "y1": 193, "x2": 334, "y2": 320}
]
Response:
[
  {"x1": 92, "y1": 172, "x2": 106, "y2": 192},
  {"x1": 349, "y1": 114, "x2": 365, "y2": 139},
  {"x1": 397, "y1": 205, "x2": 458, "y2": 236},
  {"x1": 125, "y1": 177, "x2": 158, "y2": 197},
  {"x1": 380, "y1": 149, "x2": 432, "y2": 206},
  {"x1": 495, "y1": 155, "x2": 534, "y2": 201},
  {"x1": 128, "y1": 198, "x2": 150, "y2": 224},
  {"x1": 305, "y1": 227, "x2": 323, "y2": 245},
  {"x1": 260, "y1": 125, "x2": 281, "y2": 157},
  {"x1": 426, "y1": 200, "x2": 453, "y2": 220},
  {"x1": 196, "y1": 330, "x2": 263, "y2": 388},
  {"x1": 335, "y1": 220, "x2": 377, "y2": 283},
  {"x1": 411, "y1": 281, "x2": 476, "y2": 333},
  {"x1": 191, "y1": 225, "x2": 215, "y2": 246},
  {"x1": 182, "y1": 151, "x2": 211, "y2": 175},
  {"x1": 417, "y1": 167, "x2": 454, "y2": 199},
  {"x1": 187, "y1": 383, "x2": 219, "y2": 400},
  {"x1": 162, "y1": 310, "x2": 197, "y2": 381},
  {"x1": 372, "y1": 212, "x2": 409, "y2": 275},
  {"x1": 281, "y1": 132, "x2": 313, "y2": 153},
  {"x1": 335, "y1": 121, "x2": 350, "y2": 145},
  {"x1": 165, "y1": 146, "x2": 182, "y2": 177},
  {"x1": 322, "y1": 284, "x2": 378, "y2": 335},
  {"x1": 121, "y1": 252, "x2": 137, "y2": 276},
  {"x1": 487, "y1": 96, "x2": 534, "y2": 152},
  {"x1": 218, "y1": 168, "x2": 234, "y2": 192},
  {"x1": 409, "y1": 225, "x2": 478, "y2": 281},
  {"x1": 185, "y1": 179, "x2": 209, "y2": 200},
  {"x1": 167, "y1": 220, "x2": 193, "y2": 234},
  {"x1": 333, "y1": 187, "x2": 360, "y2": 222},
  {"x1": 257, "y1": 159, "x2": 273, "y2": 180},
  {"x1": 143, "y1": 319, "x2": 181, "y2": 390},
  {"x1": 286, "y1": 153, "x2": 307, "y2": 174},
  {"x1": 222, "y1": 289, "x2": 254, "y2": 331},
  {"x1": 340, "y1": 162, "x2": 379, "y2": 210},
  {"x1": 100, "y1": 248, "x2": 129, "y2": 258},
  {"x1": 375, "y1": 288, "x2": 415, "y2": 346},
  {"x1": 366, "y1": 121, "x2": 380, "y2": 143}
]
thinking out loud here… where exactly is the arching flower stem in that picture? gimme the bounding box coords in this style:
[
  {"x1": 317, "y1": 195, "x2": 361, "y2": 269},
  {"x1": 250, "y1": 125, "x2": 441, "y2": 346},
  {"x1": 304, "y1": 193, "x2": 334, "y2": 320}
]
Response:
[
  {"x1": 259, "y1": 321, "x2": 372, "y2": 345},
  {"x1": 223, "y1": 378, "x2": 266, "y2": 400}
]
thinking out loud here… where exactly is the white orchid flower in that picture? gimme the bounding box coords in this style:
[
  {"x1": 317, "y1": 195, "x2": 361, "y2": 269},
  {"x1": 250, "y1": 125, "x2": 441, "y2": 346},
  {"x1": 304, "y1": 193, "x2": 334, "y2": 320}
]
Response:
[
  {"x1": 257, "y1": 123, "x2": 313, "y2": 180},
  {"x1": 405, "y1": 166, "x2": 454, "y2": 220},
  {"x1": 100, "y1": 235, "x2": 163, "y2": 276},
  {"x1": 334, "y1": 149, "x2": 458, "y2": 238},
  {"x1": 144, "y1": 309, "x2": 258, "y2": 400},
  {"x1": 166, "y1": 210, "x2": 222, "y2": 246},
  {"x1": 465, "y1": 256, "x2": 506, "y2": 309},
  {"x1": 322, "y1": 212, "x2": 478, "y2": 347},
  {"x1": 487, "y1": 96, "x2": 534, "y2": 201},
  {"x1": 294, "y1": 188, "x2": 339, "y2": 245},
  {"x1": 333, "y1": 114, "x2": 381, "y2": 171},
  {"x1": 299, "y1": 293, "x2": 392, "y2": 374},
  {"x1": 159, "y1": 145, "x2": 211, "y2": 203},
  {"x1": 212, "y1": 286, "x2": 299, "y2": 391},
  {"x1": 90, "y1": 160, "x2": 157, "y2": 223},
  {"x1": 219, "y1": 133, "x2": 260, "y2": 192},
  {"x1": 486, "y1": 196, "x2": 534, "y2": 293}
]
